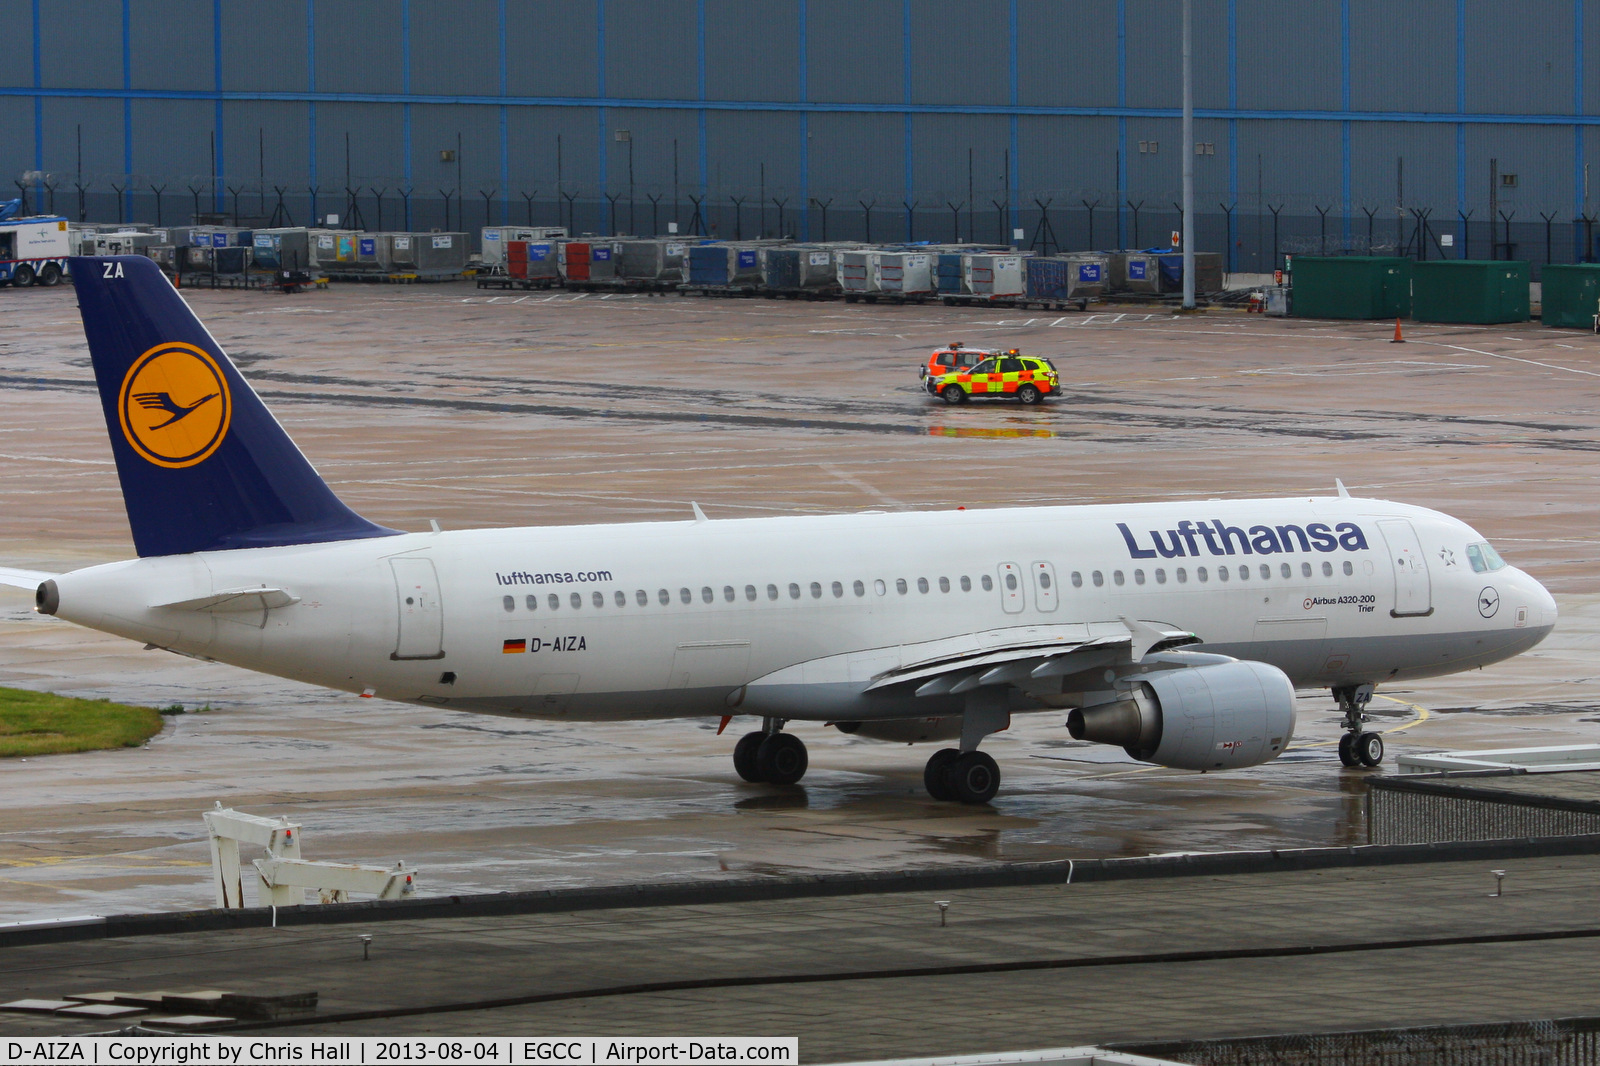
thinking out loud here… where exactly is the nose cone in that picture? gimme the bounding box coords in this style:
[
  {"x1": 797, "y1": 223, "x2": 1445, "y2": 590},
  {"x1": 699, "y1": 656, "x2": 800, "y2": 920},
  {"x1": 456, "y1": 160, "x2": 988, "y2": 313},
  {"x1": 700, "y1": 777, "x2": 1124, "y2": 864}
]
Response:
[{"x1": 1529, "y1": 571, "x2": 1559, "y2": 632}]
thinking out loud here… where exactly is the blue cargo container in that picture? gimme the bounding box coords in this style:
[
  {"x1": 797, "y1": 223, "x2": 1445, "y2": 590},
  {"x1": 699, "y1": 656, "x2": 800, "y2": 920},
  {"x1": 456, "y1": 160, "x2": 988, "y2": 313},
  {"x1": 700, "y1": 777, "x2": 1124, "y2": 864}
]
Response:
[
  {"x1": 1026, "y1": 257, "x2": 1070, "y2": 298},
  {"x1": 764, "y1": 248, "x2": 801, "y2": 289},
  {"x1": 937, "y1": 254, "x2": 964, "y2": 293},
  {"x1": 688, "y1": 244, "x2": 731, "y2": 285}
]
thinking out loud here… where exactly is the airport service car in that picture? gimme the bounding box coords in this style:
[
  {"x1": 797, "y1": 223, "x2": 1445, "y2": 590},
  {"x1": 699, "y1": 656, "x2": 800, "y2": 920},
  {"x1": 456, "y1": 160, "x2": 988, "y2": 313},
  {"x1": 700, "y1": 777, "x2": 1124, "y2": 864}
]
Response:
[
  {"x1": 926, "y1": 354, "x2": 1059, "y2": 405},
  {"x1": 919, "y1": 343, "x2": 995, "y2": 381}
]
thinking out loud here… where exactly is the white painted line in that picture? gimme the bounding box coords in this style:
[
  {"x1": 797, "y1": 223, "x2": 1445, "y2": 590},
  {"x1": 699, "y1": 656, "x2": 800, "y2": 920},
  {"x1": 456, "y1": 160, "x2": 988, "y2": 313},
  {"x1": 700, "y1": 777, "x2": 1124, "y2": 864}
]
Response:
[{"x1": 1432, "y1": 342, "x2": 1600, "y2": 378}]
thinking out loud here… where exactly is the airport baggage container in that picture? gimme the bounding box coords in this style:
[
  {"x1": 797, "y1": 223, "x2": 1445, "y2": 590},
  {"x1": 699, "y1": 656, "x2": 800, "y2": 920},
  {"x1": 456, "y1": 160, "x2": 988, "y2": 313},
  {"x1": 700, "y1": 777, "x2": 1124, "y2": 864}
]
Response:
[
  {"x1": 562, "y1": 241, "x2": 593, "y2": 281},
  {"x1": 1538, "y1": 263, "x2": 1600, "y2": 328},
  {"x1": 874, "y1": 251, "x2": 935, "y2": 294},
  {"x1": 1156, "y1": 252, "x2": 1224, "y2": 294},
  {"x1": 1026, "y1": 255, "x2": 1108, "y2": 299},
  {"x1": 1288, "y1": 256, "x2": 1411, "y2": 320},
  {"x1": 1411, "y1": 260, "x2": 1530, "y2": 324},
  {"x1": 0, "y1": 214, "x2": 71, "y2": 286},
  {"x1": 481, "y1": 226, "x2": 568, "y2": 267},
  {"x1": 837, "y1": 250, "x2": 877, "y2": 294},
  {"x1": 1109, "y1": 251, "x2": 1161, "y2": 293},
  {"x1": 936, "y1": 253, "x2": 966, "y2": 293},
  {"x1": 687, "y1": 245, "x2": 760, "y2": 286},
  {"x1": 148, "y1": 245, "x2": 178, "y2": 270},
  {"x1": 761, "y1": 246, "x2": 837, "y2": 290},
  {"x1": 250, "y1": 228, "x2": 311, "y2": 272},
  {"x1": 213, "y1": 246, "x2": 251, "y2": 274},
  {"x1": 618, "y1": 239, "x2": 689, "y2": 280},
  {"x1": 308, "y1": 230, "x2": 361, "y2": 271},
  {"x1": 81, "y1": 231, "x2": 160, "y2": 256},
  {"x1": 589, "y1": 241, "x2": 618, "y2": 279},
  {"x1": 507, "y1": 239, "x2": 558, "y2": 280},
  {"x1": 415, "y1": 232, "x2": 469, "y2": 275},
  {"x1": 962, "y1": 254, "x2": 1024, "y2": 297},
  {"x1": 385, "y1": 234, "x2": 419, "y2": 270}
]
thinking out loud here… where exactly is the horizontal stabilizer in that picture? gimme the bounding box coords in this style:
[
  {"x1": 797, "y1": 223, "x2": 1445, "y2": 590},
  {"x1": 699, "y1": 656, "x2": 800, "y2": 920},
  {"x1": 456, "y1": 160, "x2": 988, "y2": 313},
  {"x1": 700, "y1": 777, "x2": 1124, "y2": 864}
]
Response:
[
  {"x1": 154, "y1": 587, "x2": 300, "y2": 612},
  {"x1": 0, "y1": 566, "x2": 58, "y2": 590}
]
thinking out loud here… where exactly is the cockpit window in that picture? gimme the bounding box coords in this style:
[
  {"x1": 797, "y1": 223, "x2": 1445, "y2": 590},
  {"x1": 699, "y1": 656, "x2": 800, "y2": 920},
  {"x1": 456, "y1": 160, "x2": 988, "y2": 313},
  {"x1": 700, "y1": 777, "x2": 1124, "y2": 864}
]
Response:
[{"x1": 1466, "y1": 542, "x2": 1506, "y2": 573}]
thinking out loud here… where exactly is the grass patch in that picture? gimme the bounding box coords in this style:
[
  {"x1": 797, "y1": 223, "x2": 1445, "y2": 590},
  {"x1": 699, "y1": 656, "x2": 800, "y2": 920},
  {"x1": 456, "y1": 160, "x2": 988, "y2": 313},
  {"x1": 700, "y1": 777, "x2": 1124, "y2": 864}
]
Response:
[{"x1": 0, "y1": 686, "x2": 165, "y2": 758}]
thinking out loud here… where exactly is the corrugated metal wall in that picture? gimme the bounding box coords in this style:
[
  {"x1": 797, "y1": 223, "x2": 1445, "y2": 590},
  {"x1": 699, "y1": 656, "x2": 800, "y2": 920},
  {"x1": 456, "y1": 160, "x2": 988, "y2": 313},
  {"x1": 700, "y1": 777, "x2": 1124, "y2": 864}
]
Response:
[{"x1": 4, "y1": 0, "x2": 1596, "y2": 268}]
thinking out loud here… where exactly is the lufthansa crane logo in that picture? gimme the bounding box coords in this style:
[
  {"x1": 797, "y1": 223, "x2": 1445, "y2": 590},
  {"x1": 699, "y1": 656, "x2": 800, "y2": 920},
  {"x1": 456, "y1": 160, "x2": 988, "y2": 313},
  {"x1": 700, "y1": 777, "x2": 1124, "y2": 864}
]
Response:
[{"x1": 117, "y1": 343, "x2": 232, "y2": 468}]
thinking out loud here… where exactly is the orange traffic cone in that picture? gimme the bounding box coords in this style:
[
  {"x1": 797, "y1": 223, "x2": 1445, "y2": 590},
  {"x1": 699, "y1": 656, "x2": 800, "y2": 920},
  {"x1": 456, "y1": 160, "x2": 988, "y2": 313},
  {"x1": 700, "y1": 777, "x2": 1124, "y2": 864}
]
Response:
[{"x1": 1391, "y1": 317, "x2": 1404, "y2": 343}]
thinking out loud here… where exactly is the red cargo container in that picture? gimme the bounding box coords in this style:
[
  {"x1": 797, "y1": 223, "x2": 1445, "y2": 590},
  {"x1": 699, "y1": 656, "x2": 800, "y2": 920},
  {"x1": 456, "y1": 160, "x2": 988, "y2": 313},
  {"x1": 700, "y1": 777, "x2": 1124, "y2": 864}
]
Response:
[
  {"x1": 507, "y1": 239, "x2": 529, "y2": 279},
  {"x1": 563, "y1": 241, "x2": 591, "y2": 281}
]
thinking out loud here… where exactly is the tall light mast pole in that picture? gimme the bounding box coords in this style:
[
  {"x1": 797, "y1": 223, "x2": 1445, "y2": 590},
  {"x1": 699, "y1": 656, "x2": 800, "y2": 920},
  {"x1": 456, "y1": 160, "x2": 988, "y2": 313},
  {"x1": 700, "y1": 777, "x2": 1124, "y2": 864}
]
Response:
[{"x1": 1181, "y1": 0, "x2": 1195, "y2": 309}]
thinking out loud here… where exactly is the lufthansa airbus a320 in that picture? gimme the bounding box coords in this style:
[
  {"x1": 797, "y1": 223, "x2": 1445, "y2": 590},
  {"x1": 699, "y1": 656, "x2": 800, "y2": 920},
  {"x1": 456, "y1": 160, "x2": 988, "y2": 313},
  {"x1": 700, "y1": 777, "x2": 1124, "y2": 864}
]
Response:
[{"x1": 0, "y1": 256, "x2": 1557, "y2": 804}]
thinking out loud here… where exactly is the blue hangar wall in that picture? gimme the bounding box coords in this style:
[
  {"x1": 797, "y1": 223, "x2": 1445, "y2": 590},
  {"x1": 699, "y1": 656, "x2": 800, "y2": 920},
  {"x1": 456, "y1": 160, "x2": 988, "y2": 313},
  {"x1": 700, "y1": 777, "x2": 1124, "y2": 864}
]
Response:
[{"x1": 3, "y1": 0, "x2": 1598, "y2": 269}]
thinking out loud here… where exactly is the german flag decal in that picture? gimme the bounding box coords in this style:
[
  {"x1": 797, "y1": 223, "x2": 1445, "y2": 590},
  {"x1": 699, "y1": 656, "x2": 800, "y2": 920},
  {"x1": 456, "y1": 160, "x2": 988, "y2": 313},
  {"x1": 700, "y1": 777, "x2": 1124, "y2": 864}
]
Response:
[{"x1": 502, "y1": 638, "x2": 526, "y2": 654}]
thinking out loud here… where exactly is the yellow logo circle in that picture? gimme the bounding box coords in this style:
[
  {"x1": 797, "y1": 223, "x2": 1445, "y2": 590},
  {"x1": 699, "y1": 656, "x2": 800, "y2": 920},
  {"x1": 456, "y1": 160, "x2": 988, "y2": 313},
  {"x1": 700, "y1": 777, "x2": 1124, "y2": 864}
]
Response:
[{"x1": 117, "y1": 343, "x2": 232, "y2": 468}]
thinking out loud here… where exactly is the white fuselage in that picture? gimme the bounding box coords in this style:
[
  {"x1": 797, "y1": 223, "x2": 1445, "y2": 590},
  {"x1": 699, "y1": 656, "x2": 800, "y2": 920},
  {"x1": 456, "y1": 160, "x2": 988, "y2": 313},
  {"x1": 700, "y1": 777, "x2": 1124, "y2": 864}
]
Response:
[{"x1": 46, "y1": 496, "x2": 1556, "y2": 724}]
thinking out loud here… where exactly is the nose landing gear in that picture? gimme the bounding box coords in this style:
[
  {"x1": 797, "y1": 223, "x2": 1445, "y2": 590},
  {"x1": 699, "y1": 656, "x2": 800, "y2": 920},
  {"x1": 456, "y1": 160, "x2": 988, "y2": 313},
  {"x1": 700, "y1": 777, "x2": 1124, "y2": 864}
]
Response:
[{"x1": 1334, "y1": 684, "x2": 1383, "y2": 768}]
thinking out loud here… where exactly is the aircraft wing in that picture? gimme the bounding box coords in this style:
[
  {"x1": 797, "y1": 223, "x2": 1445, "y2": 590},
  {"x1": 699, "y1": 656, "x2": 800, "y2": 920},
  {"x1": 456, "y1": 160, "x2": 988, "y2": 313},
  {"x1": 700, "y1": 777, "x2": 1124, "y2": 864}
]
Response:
[
  {"x1": 0, "y1": 567, "x2": 57, "y2": 590},
  {"x1": 864, "y1": 619, "x2": 1200, "y2": 697}
]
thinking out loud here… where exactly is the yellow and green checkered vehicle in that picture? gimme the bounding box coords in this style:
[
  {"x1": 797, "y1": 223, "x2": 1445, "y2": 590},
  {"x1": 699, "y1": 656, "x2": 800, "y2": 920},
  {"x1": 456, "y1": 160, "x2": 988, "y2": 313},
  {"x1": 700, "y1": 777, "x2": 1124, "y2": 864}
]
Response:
[{"x1": 925, "y1": 353, "x2": 1059, "y2": 405}]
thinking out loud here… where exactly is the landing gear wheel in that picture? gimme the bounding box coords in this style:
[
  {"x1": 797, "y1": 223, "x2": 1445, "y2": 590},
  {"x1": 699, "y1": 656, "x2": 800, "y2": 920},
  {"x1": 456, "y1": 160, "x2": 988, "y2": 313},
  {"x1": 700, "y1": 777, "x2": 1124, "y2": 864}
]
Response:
[
  {"x1": 1356, "y1": 731, "x2": 1384, "y2": 768},
  {"x1": 11, "y1": 265, "x2": 34, "y2": 288},
  {"x1": 1016, "y1": 384, "x2": 1042, "y2": 405},
  {"x1": 923, "y1": 748, "x2": 961, "y2": 801},
  {"x1": 1337, "y1": 732, "x2": 1358, "y2": 767},
  {"x1": 941, "y1": 385, "x2": 968, "y2": 405},
  {"x1": 949, "y1": 751, "x2": 1001, "y2": 804},
  {"x1": 37, "y1": 263, "x2": 60, "y2": 286},
  {"x1": 755, "y1": 732, "x2": 808, "y2": 785},
  {"x1": 732, "y1": 731, "x2": 765, "y2": 782}
]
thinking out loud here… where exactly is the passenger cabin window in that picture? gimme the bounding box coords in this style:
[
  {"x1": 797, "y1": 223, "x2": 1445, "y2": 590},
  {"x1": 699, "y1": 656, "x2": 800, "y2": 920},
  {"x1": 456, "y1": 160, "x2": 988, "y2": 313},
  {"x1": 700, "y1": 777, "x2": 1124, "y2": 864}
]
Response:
[
  {"x1": 570, "y1": 592, "x2": 582, "y2": 609},
  {"x1": 810, "y1": 582, "x2": 823, "y2": 599},
  {"x1": 658, "y1": 589, "x2": 670, "y2": 606},
  {"x1": 1003, "y1": 573, "x2": 1017, "y2": 591},
  {"x1": 1342, "y1": 561, "x2": 1353, "y2": 576},
  {"x1": 1259, "y1": 565, "x2": 1270, "y2": 580},
  {"x1": 853, "y1": 580, "x2": 865, "y2": 597},
  {"x1": 789, "y1": 583, "x2": 801, "y2": 600},
  {"x1": 896, "y1": 578, "x2": 908, "y2": 594},
  {"x1": 918, "y1": 577, "x2": 930, "y2": 593},
  {"x1": 1155, "y1": 569, "x2": 1167, "y2": 584},
  {"x1": 767, "y1": 584, "x2": 779, "y2": 600},
  {"x1": 1216, "y1": 566, "x2": 1228, "y2": 582},
  {"x1": 636, "y1": 589, "x2": 648, "y2": 606},
  {"x1": 724, "y1": 586, "x2": 736, "y2": 603},
  {"x1": 1071, "y1": 572, "x2": 1083, "y2": 588},
  {"x1": 503, "y1": 595, "x2": 515, "y2": 612},
  {"x1": 527, "y1": 595, "x2": 538, "y2": 610},
  {"x1": 1280, "y1": 563, "x2": 1291, "y2": 579},
  {"x1": 1113, "y1": 570, "x2": 1125, "y2": 586},
  {"x1": 1238, "y1": 565, "x2": 1249, "y2": 580},
  {"x1": 1038, "y1": 571, "x2": 1052, "y2": 589},
  {"x1": 745, "y1": 585, "x2": 757, "y2": 601},
  {"x1": 938, "y1": 576, "x2": 950, "y2": 592},
  {"x1": 680, "y1": 588, "x2": 693, "y2": 604},
  {"x1": 701, "y1": 586, "x2": 714, "y2": 604},
  {"x1": 874, "y1": 579, "x2": 886, "y2": 596},
  {"x1": 1321, "y1": 561, "x2": 1333, "y2": 577},
  {"x1": 981, "y1": 575, "x2": 994, "y2": 591},
  {"x1": 961, "y1": 576, "x2": 972, "y2": 592},
  {"x1": 592, "y1": 591, "x2": 604, "y2": 608},
  {"x1": 1197, "y1": 567, "x2": 1209, "y2": 583},
  {"x1": 1300, "y1": 563, "x2": 1312, "y2": 578},
  {"x1": 832, "y1": 581, "x2": 844, "y2": 598},
  {"x1": 1134, "y1": 569, "x2": 1145, "y2": 585},
  {"x1": 1176, "y1": 568, "x2": 1188, "y2": 584},
  {"x1": 549, "y1": 593, "x2": 561, "y2": 610},
  {"x1": 1091, "y1": 571, "x2": 1103, "y2": 588},
  {"x1": 614, "y1": 590, "x2": 626, "y2": 607}
]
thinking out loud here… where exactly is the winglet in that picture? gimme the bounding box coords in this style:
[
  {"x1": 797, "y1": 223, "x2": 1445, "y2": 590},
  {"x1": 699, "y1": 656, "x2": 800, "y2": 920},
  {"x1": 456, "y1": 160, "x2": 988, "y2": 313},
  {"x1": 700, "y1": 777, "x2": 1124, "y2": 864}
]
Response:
[
  {"x1": 1335, "y1": 478, "x2": 1351, "y2": 498},
  {"x1": 691, "y1": 501, "x2": 708, "y2": 523}
]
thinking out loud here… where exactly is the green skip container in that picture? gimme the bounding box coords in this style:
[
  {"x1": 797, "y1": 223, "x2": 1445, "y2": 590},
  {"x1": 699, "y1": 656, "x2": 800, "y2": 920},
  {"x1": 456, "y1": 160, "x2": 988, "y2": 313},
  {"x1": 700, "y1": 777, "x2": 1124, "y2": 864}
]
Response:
[
  {"x1": 1290, "y1": 256, "x2": 1411, "y2": 319},
  {"x1": 1539, "y1": 263, "x2": 1600, "y2": 329},
  {"x1": 1411, "y1": 260, "x2": 1530, "y2": 324}
]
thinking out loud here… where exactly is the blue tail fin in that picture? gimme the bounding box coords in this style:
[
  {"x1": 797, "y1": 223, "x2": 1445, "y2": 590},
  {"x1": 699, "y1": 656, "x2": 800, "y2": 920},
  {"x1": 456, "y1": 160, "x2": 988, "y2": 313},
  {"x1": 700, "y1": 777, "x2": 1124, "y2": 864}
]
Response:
[{"x1": 71, "y1": 255, "x2": 399, "y2": 557}]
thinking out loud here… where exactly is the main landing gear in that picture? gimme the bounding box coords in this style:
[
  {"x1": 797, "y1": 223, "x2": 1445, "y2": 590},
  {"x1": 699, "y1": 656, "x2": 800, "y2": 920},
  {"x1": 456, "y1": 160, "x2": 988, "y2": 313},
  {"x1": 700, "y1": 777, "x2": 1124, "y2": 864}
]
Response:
[
  {"x1": 923, "y1": 688, "x2": 1009, "y2": 805},
  {"x1": 1334, "y1": 684, "x2": 1384, "y2": 768},
  {"x1": 732, "y1": 718, "x2": 809, "y2": 786}
]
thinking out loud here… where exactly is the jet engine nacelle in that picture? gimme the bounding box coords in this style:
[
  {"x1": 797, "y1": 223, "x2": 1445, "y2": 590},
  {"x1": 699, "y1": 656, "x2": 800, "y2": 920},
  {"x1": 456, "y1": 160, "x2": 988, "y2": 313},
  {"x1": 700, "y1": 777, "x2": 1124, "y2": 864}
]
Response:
[{"x1": 1066, "y1": 659, "x2": 1296, "y2": 771}]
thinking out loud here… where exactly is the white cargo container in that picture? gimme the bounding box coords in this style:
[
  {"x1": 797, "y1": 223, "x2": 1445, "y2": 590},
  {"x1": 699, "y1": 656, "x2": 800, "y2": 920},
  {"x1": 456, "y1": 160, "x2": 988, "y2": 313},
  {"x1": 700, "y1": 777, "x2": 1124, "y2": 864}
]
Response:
[
  {"x1": 0, "y1": 215, "x2": 71, "y2": 287},
  {"x1": 837, "y1": 249, "x2": 876, "y2": 295},
  {"x1": 873, "y1": 251, "x2": 934, "y2": 295},
  {"x1": 963, "y1": 254, "x2": 1025, "y2": 297},
  {"x1": 480, "y1": 226, "x2": 568, "y2": 267}
]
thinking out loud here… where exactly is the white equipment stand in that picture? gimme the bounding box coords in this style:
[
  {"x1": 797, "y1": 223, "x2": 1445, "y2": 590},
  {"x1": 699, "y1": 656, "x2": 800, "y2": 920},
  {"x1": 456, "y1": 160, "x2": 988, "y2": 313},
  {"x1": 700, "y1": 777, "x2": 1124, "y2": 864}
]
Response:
[{"x1": 203, "y1": 803, "x2": 417, "y2": 908}]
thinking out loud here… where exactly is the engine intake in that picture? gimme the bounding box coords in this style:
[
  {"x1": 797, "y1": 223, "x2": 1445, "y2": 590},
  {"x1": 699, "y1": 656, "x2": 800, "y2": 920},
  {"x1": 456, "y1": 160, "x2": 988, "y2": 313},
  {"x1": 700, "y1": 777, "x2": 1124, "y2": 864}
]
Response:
[{"x1": 1068, "y1": 659, "x2": 1296, "y2": 771}]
